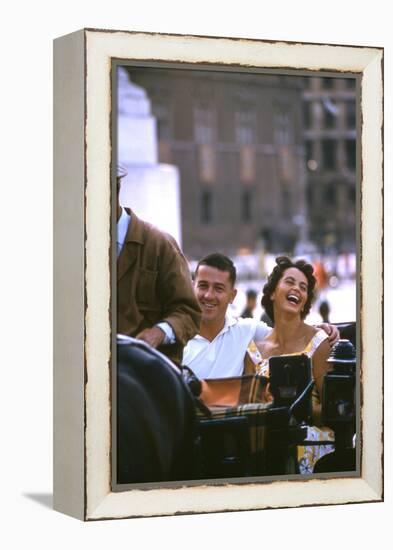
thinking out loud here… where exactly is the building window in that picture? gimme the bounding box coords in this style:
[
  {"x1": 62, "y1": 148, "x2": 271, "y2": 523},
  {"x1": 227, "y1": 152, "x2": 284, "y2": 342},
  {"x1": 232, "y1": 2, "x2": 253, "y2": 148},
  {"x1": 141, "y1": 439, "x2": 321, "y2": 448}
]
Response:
[
  {"x1": 156, "y1": 118, "x2": 170, "y2": 141},
  {"x1": 201, "y1": 190, "x2": 212, "y2": 223},
  {"x1": 303, "y1": 101, "x2": 312, "y2": 129},
  {"x1": 322, "y1": 77, "x2": 335, "y2": 90},
  {"x1": 194, "y1": 104, "x2": 215, "y2": 144},
  {"x1": 305, "y1": 140, "x2": 313, "y2": 161},
  {"x1": 234, "y1": 108, "x2": 256, "y2": 145},
  {"x1": 153, "y1": 102, "x2": 171, "y2": 140},
  {"x1": 324, "y1": 184, "x2": 336, "y2": 207},
  {"x1": 324, "y1": 110, "x2": 335, "y2": 129},
  {"x1": 322, "y1": 139, "x2": 336, "y2": 170},
  {"x1": 151, "y1": 98, "x2": 172, "y2": 162},
  {"x1": 348, "y1": 186, "x2": 356, "y2": 203},
  {"x1": 324, "y1": 107, "x2": 336, "y2": 129},
  {"x1": 274, "y1": 107, "x2": 293, "y2": 146},
  {"x1": 281, "y1": 188, "x2": 291, "y2": 218},
  {"x1": 345, "y1": 101, "x2": 356, "y2": 129},
  {"x1": 345, "y1": 139, "x2": 356, "y2": 170},
  {"x1": 241, "y1": 190, "x2": 252, "y2": 223},
  {"x1": 322, "y1": 98, "x2": 339, "y2": 128}
]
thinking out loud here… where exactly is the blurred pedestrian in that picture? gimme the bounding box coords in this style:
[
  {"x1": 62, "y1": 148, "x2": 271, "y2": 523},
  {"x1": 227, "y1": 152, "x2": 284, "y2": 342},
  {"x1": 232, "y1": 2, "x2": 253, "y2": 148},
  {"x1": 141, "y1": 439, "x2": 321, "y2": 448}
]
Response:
[
  {"x1": 241, "y1": 289, "x2": 257, "y2": 319},
  {"x1": 319, "y1": 300, "x2": 331, "y2": 323},
  {"x1": 313, "y1": 259, "x2": 329, "y2": 292}
]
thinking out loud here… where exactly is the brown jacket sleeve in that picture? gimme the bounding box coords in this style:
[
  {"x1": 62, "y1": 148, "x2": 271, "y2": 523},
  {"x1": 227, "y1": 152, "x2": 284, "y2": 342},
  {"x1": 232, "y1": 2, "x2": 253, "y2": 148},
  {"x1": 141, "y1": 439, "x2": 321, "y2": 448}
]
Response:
[{"x1": 155, "y1": 233, "x2": 201, "y2": 347}]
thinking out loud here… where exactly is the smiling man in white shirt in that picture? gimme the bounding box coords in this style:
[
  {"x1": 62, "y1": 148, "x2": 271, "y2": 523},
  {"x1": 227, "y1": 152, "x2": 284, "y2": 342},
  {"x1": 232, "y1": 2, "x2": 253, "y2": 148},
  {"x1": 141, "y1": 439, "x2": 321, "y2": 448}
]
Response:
[{"x1": 182, "y1": 253, "x2": 270, "y2": 378}]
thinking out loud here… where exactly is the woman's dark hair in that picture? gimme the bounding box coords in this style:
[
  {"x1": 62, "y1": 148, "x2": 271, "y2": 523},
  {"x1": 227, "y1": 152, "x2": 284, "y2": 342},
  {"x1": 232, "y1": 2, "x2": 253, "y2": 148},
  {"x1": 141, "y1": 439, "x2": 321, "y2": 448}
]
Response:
[{"x1": 261, "y1": 256, "x2": 316, "y2": 322}]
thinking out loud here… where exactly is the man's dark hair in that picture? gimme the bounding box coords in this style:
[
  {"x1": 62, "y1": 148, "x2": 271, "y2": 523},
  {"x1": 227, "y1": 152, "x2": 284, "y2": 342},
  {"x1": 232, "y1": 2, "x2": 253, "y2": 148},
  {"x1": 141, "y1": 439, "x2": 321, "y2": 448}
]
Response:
[
  {"x1": 261, "y1": 256, "x2": 316, "y2": 322},
  {"x1": 195, "y1": 253, "x2": 237, "y2": 286}
]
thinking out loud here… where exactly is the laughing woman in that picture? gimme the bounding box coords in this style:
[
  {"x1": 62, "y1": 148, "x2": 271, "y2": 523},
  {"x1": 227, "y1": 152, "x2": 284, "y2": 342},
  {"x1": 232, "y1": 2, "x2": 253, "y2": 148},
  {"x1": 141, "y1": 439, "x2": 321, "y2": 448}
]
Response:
[{"x1": 253, "y1": 256, "x2": 334, "y2": 473}]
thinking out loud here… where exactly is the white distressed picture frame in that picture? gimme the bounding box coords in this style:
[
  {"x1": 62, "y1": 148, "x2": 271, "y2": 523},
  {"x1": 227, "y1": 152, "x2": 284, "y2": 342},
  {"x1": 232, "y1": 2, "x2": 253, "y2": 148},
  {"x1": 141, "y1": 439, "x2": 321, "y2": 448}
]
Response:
[{"x1": 53, "y1": 29, "x2": 383, "y2": 521}]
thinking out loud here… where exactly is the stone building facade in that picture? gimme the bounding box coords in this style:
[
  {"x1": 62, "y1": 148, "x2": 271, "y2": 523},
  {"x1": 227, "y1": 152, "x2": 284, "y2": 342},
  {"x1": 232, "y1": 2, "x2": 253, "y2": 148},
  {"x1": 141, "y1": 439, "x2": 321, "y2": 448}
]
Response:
[{"x1": 122, "y1": 67, "x2": 357, "y2": 259}]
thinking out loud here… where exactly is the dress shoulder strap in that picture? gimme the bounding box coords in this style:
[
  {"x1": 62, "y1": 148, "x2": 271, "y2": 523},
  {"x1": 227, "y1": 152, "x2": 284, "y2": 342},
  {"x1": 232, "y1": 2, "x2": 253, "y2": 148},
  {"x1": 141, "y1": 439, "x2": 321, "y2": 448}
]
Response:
[{"x1": 304, "y1": 329, "x2": 329, "y2": 357}]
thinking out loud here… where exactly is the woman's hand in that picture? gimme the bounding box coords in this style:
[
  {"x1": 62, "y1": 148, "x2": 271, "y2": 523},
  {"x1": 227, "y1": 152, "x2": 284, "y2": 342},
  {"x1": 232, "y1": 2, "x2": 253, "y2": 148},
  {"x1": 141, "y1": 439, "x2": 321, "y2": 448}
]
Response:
[{"x1": 317, "y1": 323, "x2": 340, "y2": 346}]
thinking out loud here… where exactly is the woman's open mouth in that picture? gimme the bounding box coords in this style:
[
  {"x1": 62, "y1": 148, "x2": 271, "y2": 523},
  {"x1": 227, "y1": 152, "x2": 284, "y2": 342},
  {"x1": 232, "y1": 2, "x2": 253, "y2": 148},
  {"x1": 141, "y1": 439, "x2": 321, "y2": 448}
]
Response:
[{"x1": 287, "y1": 293, "x2": 300, "y2": 304}]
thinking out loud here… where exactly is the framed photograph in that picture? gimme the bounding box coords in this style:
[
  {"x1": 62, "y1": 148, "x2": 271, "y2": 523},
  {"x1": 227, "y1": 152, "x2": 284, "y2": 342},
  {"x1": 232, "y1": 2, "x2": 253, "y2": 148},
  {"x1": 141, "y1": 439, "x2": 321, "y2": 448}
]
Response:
[{"x1": 53, "y1": 29, "x2": 383, "y2": 521}]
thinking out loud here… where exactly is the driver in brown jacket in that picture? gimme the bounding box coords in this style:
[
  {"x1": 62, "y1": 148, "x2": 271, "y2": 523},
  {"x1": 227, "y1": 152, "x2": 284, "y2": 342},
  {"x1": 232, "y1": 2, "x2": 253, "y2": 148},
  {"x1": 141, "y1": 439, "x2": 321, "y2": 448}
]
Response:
[{"x1": 117, "y1": 166, "x2": 201, "y2": 365}]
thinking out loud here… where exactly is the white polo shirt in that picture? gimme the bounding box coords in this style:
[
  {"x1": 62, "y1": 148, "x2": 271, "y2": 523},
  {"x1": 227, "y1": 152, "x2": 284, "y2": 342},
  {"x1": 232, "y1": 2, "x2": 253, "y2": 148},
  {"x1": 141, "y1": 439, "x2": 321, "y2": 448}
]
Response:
[{"x1": 182, "y1": 315, "x2": 271, "y2": 379}]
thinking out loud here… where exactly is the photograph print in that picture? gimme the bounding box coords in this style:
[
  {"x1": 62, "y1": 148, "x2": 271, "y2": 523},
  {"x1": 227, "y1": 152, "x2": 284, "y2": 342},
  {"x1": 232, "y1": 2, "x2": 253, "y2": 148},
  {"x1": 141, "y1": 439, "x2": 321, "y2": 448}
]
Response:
[{"x1": 114, "y1": 62, "x2": 359, "y2": 488}]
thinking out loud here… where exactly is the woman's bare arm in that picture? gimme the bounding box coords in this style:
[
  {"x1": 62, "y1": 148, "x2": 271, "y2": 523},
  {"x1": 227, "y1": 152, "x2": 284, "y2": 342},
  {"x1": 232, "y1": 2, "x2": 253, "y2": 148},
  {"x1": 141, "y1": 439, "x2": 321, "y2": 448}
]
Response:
[
  {"x1": 312, "y1": 339, "x2": 331, "y2": 397},
  {"x1": 312, "y1": 339, "x2": 332, "y2": 424}
]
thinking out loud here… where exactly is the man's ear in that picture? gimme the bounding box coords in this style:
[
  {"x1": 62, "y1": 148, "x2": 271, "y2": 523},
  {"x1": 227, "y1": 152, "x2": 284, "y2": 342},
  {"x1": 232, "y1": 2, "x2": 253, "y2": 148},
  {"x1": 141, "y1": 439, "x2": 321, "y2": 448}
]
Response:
[{"x1": 230, "y1": 288, "x2": 237, "y2": 304}]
